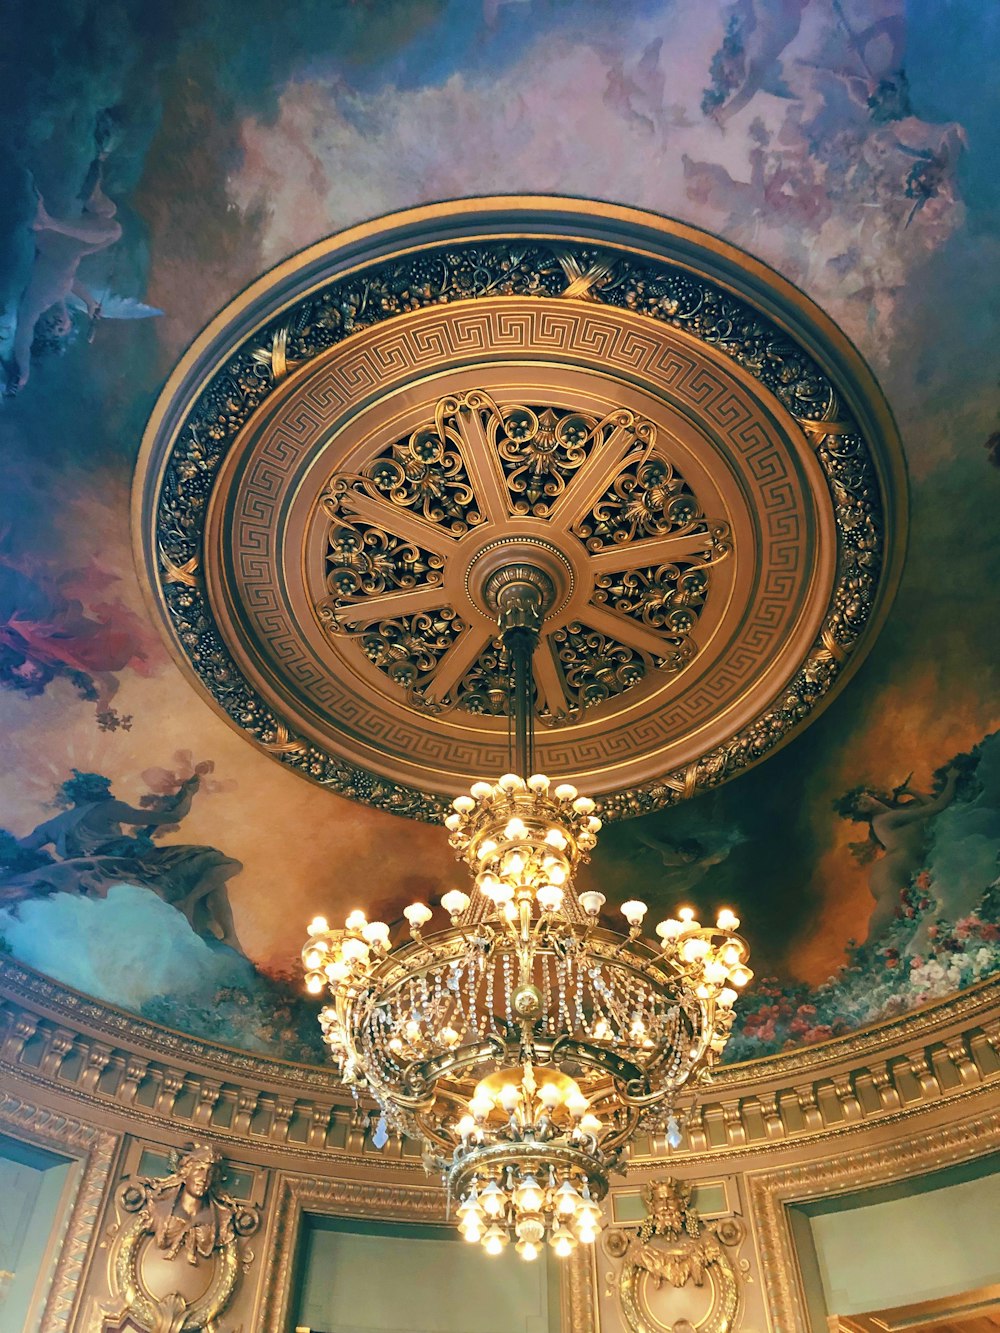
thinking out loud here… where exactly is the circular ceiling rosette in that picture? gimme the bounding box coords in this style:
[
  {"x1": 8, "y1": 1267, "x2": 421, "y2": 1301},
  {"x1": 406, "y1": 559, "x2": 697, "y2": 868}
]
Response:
[{"x1": 134, "y1": 198, "x2": 906, "y2": 821}]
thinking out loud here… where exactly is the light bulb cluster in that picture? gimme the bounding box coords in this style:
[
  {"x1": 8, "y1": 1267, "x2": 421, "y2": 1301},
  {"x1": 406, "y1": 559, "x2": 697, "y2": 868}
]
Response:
[
  {"x1": 450, "y1": 1064, "x2": 607, "y2": 1256},
  {"x1": 456, "y1": 1165, "x2": 603, "y2": 1259},
  {"x1": 302, "y1": 771, "x2": 752, "y2": 1260},
  {"x1": 445, "y1": 772, "x2": 601, "y2": 914}
]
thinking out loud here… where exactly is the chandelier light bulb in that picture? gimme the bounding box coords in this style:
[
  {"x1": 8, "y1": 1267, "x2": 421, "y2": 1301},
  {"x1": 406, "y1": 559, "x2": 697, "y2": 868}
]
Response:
[
  {"x1": 578, "y1": 890, "x2": 606, "y2": 917},
  {"x1": 515, "y1": 1240, "x2": 540, "y2": 1261},
  {"x1": 678, "y1": 906, "x2": 696, "y2": 922},
  {"x1": 538, "y1": 1083, "x2": 563, "y2": 1109},
  {"x1": 480, "y1": 1181, "x2": 505, "y2": 1217},
  {"x1": 498, "y1": 1084, "x2": 522, "y2": 1113},
  {"x1": 483, "y1": 1225, "x2": 508, "y2": 1256},
  {"x1": 303, "y1": 948, "x2": 323, "y2": 970},
  {"x1": 553, "y1": 783, "x2": 578, "y2": 802},
  {"x1": 716, "y1": 908, "x2": 740, "y2": 930},
  {"x1": 505, "y1": 817, "x2": 528, "y2": 839},
  {"x1": 572, "y1": 795, "x2": 596, "y2": 814},
  {"x1": 579, "y1": 1112, "x2": 602, "y2": 1135},
  {"x1": 555, "y1": 1180, "x2": 581, "y2": 1215},
  {"x1": 513, "y1": 1175, "x2": 543, "y2": 1212},
  {"x1": 544, "y1": 827, "x2": 568, "y2": 849},
  {"x1": 498, "y1": 773, "x2": 525, "y2": 791},
  {"x1": 537, "y1": 884, "x2": 564, "y2": 912},
  {"x1": 621, "y1": 899, "x2": 648, "y2": 927},
  {"x1": 703, "y1": 959, "x2": 728, "y2": 986},
  {"x1": 441, "y1": 889, "x2": 471, "y2": 918},
  {"x1": 718, "y1": 987, "x2": 739, "y2": 1008},
  {"x1": 565, "y1": 1091, "x2": 589, "y2": 1118},
  {"x1": 729, "y1": 966, "x2": 753, "y2": 987},
  {"x1": 324, "y1": 960, "x2": 350, "y2": 982},
  {"x1": 550, "y1": 1226, "x2": 577, "y2": 1257},
  {"x1": 469, "y1": 1094, "x2": 493, "y2": 1121},
  {"x1": 470, "y1": 781, "x2": 493, "y2": 800},
  {"x1": 345, "y1": 909, "x2": 367, "y2": 931},
  {"x1": 307, "y1": 915, "x2": 329, "y2": 935},
  {"x1": 453, "y1": 795, "x2": 476, "y2": 814},
  {"x1": 403, "y1": 902, "x2": 433, "y2": 929},
  {"x1": 305, "y1": 972, "x2": 324, "y2": 994},
  {"x1": 340, "y1": 937, "x2": 370, "y2": 964},
  {"x1": 361, "y1": 921, "x2": 390, "y2": 948},
  {"x1": 527, "y1": 774, "x2": 550, "y2": 793},
  {"x1": 681, "y1": 936, "x2": 711, "y2": 963}
]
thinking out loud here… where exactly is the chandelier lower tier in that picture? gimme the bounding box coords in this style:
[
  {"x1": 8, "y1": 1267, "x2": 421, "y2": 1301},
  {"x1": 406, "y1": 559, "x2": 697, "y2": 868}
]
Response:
[{"x1": 302, "y1": 562, "x2": 751, "y2": 1259}]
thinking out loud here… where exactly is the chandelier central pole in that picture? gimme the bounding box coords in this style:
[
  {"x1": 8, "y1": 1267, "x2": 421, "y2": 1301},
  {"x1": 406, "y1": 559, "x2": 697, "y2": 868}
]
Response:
[{"x1": 484, "y1": 563, "x2": 556, "y2": 780}]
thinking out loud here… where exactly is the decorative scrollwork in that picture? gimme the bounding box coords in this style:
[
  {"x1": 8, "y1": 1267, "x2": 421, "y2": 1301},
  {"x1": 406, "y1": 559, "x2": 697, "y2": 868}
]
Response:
[
  {"x1": 574, "y1": 451, "x2": 708, "y2": 551},
  {"x1": 454, "y1": 637, "x2": 513, "y2": 716},
  {"x1": 359, "y1": 609, "x2": 464, "y2": 698},
  {"x1": 553, "y1": 622, "x2": 669, "y2": 712},
  {"x1": 593, "y1": 531, "x2": 730, "y2": 641},
  {"x1": 493, "y1": 404, "x2": 598, "y2": 516},
  {"x1": 332, "y1": 418, "x2": 481, "y2": 535},
  {"x1": 320, "y1": 516, "x2": 444, "y2": 606}
]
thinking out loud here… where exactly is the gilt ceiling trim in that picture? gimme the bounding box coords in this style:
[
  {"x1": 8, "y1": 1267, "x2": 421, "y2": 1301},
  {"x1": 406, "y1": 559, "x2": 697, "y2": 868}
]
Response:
[{"x1": 133, "y1": 197, "x2": 906, "y2": 819}]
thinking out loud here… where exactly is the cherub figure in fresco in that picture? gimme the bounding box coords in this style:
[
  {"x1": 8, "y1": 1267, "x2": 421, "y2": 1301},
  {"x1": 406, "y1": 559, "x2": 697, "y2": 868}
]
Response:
[
  {"x1": 6, "y1": 110, "x2": 161, "y2": 395},
  {"x1": 2, "y1": 765, "x2": 245, "y2": 954},
  {"x1": 632, "y1": 828, "x2": 737, "y2": 897},
  {"x1": 701, "y1": 0, "x2": 809, "y2": 125},
  {"x1": 835, "y1": 765, "x2": 962, "y2": 940}
]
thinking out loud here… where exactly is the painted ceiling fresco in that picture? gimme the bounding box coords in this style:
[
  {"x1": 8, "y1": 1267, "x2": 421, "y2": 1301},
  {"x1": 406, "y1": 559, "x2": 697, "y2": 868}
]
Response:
[{"x1": 0, "y1": 0, "x2": 998, "y2": 1065}]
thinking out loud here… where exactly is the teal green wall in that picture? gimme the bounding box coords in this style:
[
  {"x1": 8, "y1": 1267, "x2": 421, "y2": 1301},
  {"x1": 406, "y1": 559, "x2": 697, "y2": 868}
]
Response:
[
  {"x1": 0, "y1": 1136, "x2": 74, "y2": 1333},
  {"x1": 295, "y1": 1218, "x2": 558, "y2": 1333},
  {"x1": 804, "y1": 1161, "x2": 1000, "y2": 1317}
]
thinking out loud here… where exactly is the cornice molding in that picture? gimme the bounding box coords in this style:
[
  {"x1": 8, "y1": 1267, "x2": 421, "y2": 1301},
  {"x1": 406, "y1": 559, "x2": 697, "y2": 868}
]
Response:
[{"x1": 2, "y1": 960, "x2": 997, "y2": 1171}]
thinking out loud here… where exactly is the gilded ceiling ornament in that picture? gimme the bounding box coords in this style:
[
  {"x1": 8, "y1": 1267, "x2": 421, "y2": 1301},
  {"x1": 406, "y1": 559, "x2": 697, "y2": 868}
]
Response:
[{"x1": 135, "y1": 199, "x2": 905, "y2": 818}]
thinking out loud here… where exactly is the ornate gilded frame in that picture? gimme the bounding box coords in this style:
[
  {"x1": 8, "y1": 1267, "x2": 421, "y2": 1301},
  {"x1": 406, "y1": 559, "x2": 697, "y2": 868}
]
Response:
[
  {"x1": 747, "y1": 1099, "x2": 1000, "y2": 1331},
  {"x1": 0, "y1": 1089, "x2": 120, "y2": 1333}
]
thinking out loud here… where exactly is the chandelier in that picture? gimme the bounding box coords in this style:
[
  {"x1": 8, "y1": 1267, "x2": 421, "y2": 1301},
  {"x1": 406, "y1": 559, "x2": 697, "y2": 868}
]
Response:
[{"x1": 302, "y1": 562, "x2": 751, "y2": 1260}]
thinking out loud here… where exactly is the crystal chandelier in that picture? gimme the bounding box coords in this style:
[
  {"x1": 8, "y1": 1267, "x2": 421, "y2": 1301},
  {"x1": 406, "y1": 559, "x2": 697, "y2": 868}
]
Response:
[{"x1": 302, "y1": 563, "x2": 751, "y2": 1260}]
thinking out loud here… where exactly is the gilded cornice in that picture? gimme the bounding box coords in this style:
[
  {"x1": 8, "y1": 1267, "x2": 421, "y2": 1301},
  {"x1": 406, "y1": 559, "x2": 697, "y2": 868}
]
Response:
[{"x1": 2, "y1": 959, "x2": 997, "y2": 1171}]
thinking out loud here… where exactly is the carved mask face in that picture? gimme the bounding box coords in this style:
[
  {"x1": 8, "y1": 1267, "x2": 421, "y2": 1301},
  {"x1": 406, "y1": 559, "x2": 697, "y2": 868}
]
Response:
[{"x1": 180, "y1": 1152, "x2": 215, "y2": 1198}]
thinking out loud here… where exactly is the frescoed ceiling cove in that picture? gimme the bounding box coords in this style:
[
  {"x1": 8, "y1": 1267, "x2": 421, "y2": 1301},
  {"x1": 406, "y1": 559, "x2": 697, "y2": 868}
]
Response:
[{"x1": 0, "y1": 0, "x2": 998, "y2": 1066}]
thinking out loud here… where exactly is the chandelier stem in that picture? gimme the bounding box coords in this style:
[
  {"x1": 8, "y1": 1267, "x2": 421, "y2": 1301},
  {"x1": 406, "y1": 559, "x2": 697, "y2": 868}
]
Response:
[{"x1": 507, "y1": 624, "x2": 536, "y2": 779}]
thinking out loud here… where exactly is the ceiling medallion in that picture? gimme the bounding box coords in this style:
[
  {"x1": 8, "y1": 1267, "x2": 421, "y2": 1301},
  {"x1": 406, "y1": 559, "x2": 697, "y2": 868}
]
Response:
[
  {"x1": 135, "y1": 198, "x2": 906, "y2": 819},
  {"x1": 301, "y1": 567, "x2": 753, "y2": 1259}
]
